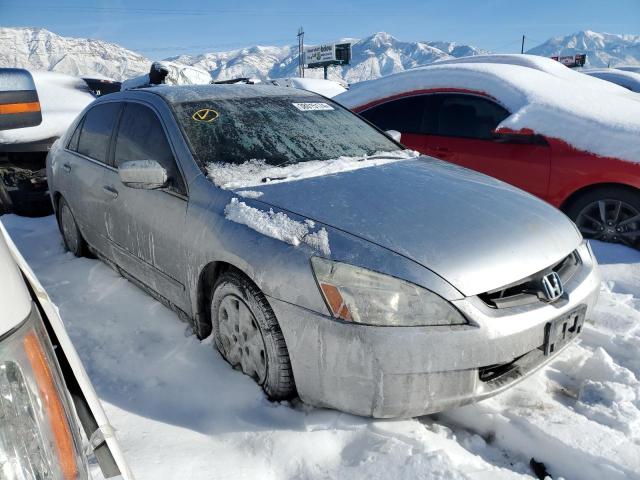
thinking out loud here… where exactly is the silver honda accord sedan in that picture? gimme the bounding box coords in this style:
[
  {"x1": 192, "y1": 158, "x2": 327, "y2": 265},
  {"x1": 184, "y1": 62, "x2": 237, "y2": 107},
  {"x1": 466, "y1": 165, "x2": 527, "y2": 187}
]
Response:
[{"x1": 46, "y1": 84, "x2": 600, "y2": 417}]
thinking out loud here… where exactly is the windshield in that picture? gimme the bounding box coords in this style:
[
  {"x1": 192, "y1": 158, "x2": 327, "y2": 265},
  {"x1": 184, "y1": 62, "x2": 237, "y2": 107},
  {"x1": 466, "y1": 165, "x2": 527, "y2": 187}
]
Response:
[{"x1": 171, "y1": 94, "x2": 401, "y2": 168}]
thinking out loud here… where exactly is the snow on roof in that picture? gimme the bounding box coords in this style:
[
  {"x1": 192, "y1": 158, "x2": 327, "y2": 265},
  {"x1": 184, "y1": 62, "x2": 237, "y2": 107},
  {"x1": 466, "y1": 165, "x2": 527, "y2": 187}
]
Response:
[
  {"x1": 581, "y1": 68, "x2": 640, "y2": 93},
  {"x1": 0, "y1": 70, "x2": 94, "y2": 145},
  {"x1": 336, "y1": 62, "x2": 640, "y2": 164},
  {"x1": 431, "y1": 54, "x2": 630, "y2": 96},
  {"x1": 121, "y1": 61, "x2": 212, "y2": 90},
  {"x1": 268, "y1": 77, "x2": 347, "y2": 98}
]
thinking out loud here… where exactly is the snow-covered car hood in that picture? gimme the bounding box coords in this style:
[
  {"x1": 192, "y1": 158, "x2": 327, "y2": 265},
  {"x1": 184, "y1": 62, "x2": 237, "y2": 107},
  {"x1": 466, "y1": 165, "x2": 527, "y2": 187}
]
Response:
[{"x1": 248, "y1": 158, "x2": 581, "y2": 296}]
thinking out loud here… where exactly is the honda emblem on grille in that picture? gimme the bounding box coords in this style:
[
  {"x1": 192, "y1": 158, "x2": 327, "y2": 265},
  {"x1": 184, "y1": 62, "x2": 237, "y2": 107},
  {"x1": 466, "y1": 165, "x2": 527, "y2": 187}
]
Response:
[{"x1": 541, "y1": 272, "x2": 564, "y2": 302}]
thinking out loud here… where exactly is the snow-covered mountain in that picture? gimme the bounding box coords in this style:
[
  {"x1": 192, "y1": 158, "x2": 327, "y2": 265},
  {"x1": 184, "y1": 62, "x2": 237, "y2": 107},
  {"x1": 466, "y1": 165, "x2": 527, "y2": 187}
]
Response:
[
  {"x1": 3, "y1": 27, "x2": 640, "y2": 83},
  {"x1": 169, "y1": 32, "x2": 489, "y2": 83},
  {"x1": 0, "y1": 27, "x2": 487, "y2": 83},
  {"x1": 526, "y1": 30, "x2": 640, "y2": 67},
  {"x1": 0, "y1": 27, "x2": 151, "y2": 80}
]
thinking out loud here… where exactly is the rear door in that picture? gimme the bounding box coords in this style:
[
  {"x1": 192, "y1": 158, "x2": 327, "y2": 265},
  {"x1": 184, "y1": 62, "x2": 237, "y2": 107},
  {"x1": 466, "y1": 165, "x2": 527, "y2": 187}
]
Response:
[
  {"x1": 106, "y1": 101, "x2": 189, "y2": 311},
  {"x1": 61, "y1": 102, "x2": 122, "y2": 254}
]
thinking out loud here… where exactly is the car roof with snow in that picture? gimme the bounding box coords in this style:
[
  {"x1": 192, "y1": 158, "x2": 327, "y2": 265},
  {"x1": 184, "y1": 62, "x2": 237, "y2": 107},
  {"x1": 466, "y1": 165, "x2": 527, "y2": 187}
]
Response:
[
  {"x1": 335, "y1": 61, "x2": 640, "y2": 164},
  {"x1": 430, "y1": 54, "x2": 629, "y2": 95},
  {"x1": 140, "y1": 83, "x2": 322, "y2": 104}
]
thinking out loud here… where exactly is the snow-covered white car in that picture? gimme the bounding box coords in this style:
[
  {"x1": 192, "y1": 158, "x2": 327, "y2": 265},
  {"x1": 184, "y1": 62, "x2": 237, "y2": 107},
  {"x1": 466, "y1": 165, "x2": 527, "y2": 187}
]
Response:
[
  {"x1": 0, "y1": 68, "x2": 95, "y2": 216},
  {"x1": 581, "y1": 68, "x2": 640, "y2": 93},
  {"x1": 336, "y1": 57, "x2": 640, "y2": 248},
  {"x1": 0, "y1": 219, "x2": 132, "y2": 479}
]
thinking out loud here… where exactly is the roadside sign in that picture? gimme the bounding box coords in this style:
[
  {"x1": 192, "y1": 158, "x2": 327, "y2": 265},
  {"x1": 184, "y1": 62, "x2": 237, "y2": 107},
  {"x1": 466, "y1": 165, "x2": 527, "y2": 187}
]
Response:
[
  {"x1": 305, "y1": 43, "x2": 352, "y2": 69},
  {"x1": 550, "y1": 54, "x2": 587, "y2": 68}
]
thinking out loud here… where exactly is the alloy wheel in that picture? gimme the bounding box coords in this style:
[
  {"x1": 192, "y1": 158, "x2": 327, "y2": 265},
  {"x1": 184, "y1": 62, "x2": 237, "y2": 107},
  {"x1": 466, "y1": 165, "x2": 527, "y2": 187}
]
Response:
[
  {"x1": 217, "y1": 294, "x2": 267, "y2": 383},
  {"x1": 575, "y1": 199, "x2": 640, "y2": 247}
]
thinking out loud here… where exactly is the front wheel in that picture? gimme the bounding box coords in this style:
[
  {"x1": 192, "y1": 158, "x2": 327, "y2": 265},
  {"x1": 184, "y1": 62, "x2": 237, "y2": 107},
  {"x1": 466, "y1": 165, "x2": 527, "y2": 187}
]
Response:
[
  {"x1": 211, "y1": 270, "x2": 295, "y2": 400},
  {"x1": 565, "y1": 187, "x2": 640, "y2": 249}
]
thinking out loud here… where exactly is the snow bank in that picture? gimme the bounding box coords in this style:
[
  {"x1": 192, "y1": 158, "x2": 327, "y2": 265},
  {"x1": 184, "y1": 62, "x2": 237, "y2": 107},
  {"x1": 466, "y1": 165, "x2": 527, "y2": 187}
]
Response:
[
  {"x1": 206, "y1": 149, "x2": 418, "y2": 190},
  {"x1": 336, "y1": 62, "x2": 640, "y2": 164},
  {"x1": 0, "y1": 70, "x2": 94, "y2": 145},
  {"x1": 224, "y1": 198, "x2": 330, "y2": 255}
]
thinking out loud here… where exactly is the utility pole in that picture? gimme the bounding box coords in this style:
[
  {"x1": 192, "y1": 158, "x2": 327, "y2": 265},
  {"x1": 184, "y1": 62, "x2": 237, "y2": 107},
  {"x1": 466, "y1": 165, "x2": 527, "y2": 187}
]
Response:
[
  {"x1": 521, "y1": 35, "x2": 525, "y2": 54},
  {"x1": 297, "y1": 27, "x2": 305, "y2": 78}
]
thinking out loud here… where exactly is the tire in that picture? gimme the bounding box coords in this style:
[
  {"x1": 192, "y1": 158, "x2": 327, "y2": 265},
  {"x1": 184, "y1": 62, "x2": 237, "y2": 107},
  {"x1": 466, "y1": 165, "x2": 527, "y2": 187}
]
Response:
[
  {"x1": 211, "y1": 270, "x2": 295, "y2": 400},
  {"x1": 57, "y1": 197, "x2": 87, "y2": 257},
  {"x1": 564, "y1": 186, "x2": 640, "y2": 249}
]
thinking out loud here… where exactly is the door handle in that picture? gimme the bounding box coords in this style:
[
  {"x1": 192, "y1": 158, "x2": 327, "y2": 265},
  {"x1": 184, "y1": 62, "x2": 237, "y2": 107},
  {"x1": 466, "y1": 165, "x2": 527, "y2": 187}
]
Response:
[
  {"x1": 62, "y1": 163, "x2": 71, "y2": 173},
  {"x1": 102, "y1": 185, "x2": 118, "y2": 199}
]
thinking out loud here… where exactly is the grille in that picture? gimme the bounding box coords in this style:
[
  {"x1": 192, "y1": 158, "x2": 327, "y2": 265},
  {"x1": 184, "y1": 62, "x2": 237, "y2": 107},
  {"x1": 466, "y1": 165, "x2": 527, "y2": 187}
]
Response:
[{"x1": 478, "y1": 250, "x2": 581, "y2": 309}]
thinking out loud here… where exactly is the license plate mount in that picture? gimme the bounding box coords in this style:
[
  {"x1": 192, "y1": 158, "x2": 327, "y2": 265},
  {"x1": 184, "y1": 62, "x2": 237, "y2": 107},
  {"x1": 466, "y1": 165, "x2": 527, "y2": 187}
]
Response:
[{"x1": 543, "y1": 306, "x2": 586, "y2": 356}]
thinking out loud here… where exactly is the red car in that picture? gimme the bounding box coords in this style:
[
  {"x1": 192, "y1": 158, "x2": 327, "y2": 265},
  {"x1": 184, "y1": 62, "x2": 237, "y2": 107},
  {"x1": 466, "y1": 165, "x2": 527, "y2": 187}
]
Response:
[{"x1": 336, "y1": 58, "x2": 640, "y2": 248}]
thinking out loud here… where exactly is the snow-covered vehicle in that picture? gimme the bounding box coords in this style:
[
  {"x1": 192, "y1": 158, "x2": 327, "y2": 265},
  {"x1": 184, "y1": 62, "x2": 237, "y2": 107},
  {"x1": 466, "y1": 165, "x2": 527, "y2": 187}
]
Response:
[
  {"x1": 336, "y1": 56, "x2": 640, "y2": 248},
  {"x1": 581, "y1": 68, "x2": 640, "y2": 93},
  {"x1": 0, "y1": 68, "x2": 94, "y2": 216},
  {"x1": 0, "y1": 222, "x2": 132, "y2": 478},
  {"x1": 46, "y1": 83, "x2": 600, "y2": 417}
]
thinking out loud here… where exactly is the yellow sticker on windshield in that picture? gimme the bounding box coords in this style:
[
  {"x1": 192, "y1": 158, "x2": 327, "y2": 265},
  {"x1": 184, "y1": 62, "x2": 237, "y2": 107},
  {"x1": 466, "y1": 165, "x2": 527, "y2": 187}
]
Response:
[{"x1": 192, "y1": 108, "x2": 219, "y2": 122}]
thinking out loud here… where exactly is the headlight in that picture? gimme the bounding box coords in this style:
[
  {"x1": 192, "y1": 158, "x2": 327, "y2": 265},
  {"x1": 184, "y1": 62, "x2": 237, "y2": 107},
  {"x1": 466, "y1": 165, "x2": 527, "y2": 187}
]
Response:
[
  {"x1": 0, "y1": 304, "x2": 88, "y2": 480},
  {"x1": 311, "y1": 257, "x2": 466, "y2": 326}
]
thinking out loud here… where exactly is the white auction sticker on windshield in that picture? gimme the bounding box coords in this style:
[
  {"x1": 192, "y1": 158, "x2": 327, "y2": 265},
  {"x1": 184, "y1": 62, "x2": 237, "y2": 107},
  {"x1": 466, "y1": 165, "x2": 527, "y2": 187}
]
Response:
[{"x1": 292, "y1": 102, "x2": 335, "y2": 111}]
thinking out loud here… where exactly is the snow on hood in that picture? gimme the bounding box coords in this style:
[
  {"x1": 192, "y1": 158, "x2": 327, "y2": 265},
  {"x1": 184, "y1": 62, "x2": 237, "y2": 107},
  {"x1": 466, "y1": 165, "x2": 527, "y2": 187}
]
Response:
[
  {"x1": 581, "y1": 68, "x2": 640, "y2": 92},
  {"x1": 224, "y1": 197, "x2": 330, "y2": 255},
  {"x1": 121, "y1": 61, "x2": 212, "y2": 90},
  {"x1": 206, "y1": 149, "x2": 419, "y2": 190},
  {"x1": 336, "y1": 62, "x2": 640, "y2": 164},
  {"x1": 0, "y1": 71, "x2": 94, "y2": 145}
]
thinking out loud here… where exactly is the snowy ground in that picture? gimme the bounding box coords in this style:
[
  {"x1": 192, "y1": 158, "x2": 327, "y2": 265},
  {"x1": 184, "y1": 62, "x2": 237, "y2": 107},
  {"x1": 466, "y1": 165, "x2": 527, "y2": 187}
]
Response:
[{"x1": 3, "y1": 214, "x2": 640, "y2": 480}]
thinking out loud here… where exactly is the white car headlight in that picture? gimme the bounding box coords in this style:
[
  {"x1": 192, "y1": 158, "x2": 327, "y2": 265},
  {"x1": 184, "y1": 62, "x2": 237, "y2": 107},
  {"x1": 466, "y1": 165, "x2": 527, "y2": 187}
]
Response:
[
  {"x1": 311, "y1": 257, "x2": 466, "y2": 326},
  {"x1": 0, "y1": 304, "x2": 88, "y2": 480}
]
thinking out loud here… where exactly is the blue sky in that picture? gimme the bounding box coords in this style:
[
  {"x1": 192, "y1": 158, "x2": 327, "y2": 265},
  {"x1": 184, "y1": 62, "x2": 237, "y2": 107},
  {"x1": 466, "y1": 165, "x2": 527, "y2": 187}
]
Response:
[{"x1": 2, "y1": 0, "x2": 639, "y2": 58}]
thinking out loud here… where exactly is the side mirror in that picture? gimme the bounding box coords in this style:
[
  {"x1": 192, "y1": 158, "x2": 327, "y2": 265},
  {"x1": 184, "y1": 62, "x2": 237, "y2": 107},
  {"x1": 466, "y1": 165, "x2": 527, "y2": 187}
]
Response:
[
  {"x1": 385, "y1": 130, "x2": 402, "y2": 143},
  {"x1": 118, "y1": 160, "x2": 168, "y2": 189},
  {"x1": 0, "y1": 68, "x2": 42, "y2": 130}
]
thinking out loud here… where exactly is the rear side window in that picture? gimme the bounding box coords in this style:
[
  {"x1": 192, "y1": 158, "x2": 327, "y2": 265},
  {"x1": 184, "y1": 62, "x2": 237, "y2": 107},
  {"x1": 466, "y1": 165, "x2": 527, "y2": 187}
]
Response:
[
  {"x1": 360, "y1": 96, "x2": 428, "y2": 134},
  {"x1": 77, "y1": 103, "x2": 121, "y2": 163},
  {"x1": 67, "y1": 120, "x2": 82, "y2": 151},
  {"x1": 114, "y1": 103, "x2": 185, "y2": 194},
  {"x1": 435, "y1": 94, "x2": 509, "y2": 140}
]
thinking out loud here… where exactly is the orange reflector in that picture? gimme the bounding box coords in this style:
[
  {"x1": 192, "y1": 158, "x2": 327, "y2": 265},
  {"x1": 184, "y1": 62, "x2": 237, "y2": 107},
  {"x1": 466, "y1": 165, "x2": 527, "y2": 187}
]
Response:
[
  {"x1": 0, "y1": 101, "x2": 41, "y2": 115},
  {"x1": 319, "y1": 282, "x2": 352, "y2": 321},
  {"x1": 24, "y1": 330, "x2": 78, "y2": 480}
]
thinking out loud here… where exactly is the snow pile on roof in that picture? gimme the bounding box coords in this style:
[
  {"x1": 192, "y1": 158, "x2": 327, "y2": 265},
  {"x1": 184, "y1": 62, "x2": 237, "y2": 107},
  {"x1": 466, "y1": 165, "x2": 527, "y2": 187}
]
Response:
[
  {"x1": 268, "y1": 77, "x2": 347, "y2": 98},
  {"x1": 224, "y1": 197, "x2": 330, "y2": 255},
  {"x1": 336, "y1": 62, "x2": 640, "y2": 163},
  {"x1": 206, "y1": 149, "x2": 418, "y2": 189},
  {"x1": 121, "y1": 61, "x2": 212, "y2": 90},
  {"x1": 581, "y1": 68, "x2": 640, "y2": 93},
  {"x1": 0, "y1": 71, "x2": 94, "y2": 145},
  {"x1": 432, "y1": 54, "x2": 631, "y2": 96}
]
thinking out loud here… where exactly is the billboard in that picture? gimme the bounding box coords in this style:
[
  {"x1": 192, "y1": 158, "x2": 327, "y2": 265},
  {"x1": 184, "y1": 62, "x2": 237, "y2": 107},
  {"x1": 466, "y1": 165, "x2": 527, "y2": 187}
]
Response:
[
  {"x1": 305, "y1": 43, "x2": 351, "y2": 68},
  {"x1": 551, "y1": 54, "x2": 587, "y2": 68}
]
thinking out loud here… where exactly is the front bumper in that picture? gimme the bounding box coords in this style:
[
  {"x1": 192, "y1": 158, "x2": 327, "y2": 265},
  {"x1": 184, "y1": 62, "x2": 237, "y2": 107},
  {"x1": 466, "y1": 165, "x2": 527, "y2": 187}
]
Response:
[{"x1": 270, "y1": 244, "x2": 601, "y2": 418}]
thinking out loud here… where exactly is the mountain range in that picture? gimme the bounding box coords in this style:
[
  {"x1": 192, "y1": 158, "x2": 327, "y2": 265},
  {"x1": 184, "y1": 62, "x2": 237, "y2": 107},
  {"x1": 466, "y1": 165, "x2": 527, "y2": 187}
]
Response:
[{"x1": 0, "y1": 27, "x2": 638, "y2": 83}]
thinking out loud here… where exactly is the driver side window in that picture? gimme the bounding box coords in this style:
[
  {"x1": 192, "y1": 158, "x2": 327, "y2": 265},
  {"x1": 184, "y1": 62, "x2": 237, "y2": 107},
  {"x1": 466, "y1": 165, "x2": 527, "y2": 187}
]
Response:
[{"x1": 114, "y1": 103, "x2": 186, "y2": 195}]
